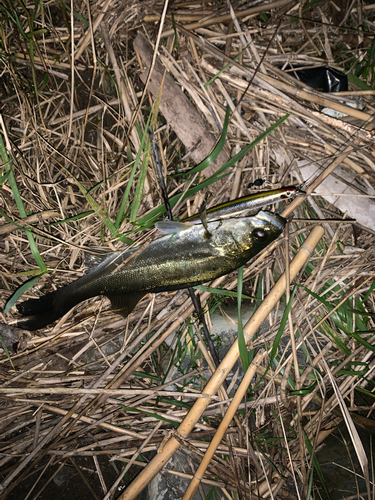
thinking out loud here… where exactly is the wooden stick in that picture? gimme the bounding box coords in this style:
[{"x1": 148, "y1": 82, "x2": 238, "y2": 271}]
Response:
[
  {"x1": 133, "y1": 33, "x2": 229, "y2": 179},
  {"x1": 118, "y1": 225, "x2": 324, "y2": 500},
  {"x1": 0, "y1": 387, "x2": 214, "y2": 397}
]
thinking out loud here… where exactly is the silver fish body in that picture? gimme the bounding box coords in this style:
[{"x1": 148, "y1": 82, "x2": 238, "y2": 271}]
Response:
[{"x1": 16, "y1": 211, "x2": 285, "y2": 330}]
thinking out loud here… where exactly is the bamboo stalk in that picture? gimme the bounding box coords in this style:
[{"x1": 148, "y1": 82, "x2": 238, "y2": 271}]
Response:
[
  {"x1": 118, "y1": 225, "x2": 324, "y2": 500},
  {"x1": 182, "y1": 350, "x2": 266, "y2": 500}
]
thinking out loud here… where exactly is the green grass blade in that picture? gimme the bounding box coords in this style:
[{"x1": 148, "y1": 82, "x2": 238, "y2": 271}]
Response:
[
  {"x1": 348, "y1": 331, "x2": 375, "y2": 353},
  {"x1": 319, "y1": 320, "x2": 350, "y2": 355},
  {"x1": 0, "y1": 334, "x2": 14, "y2": 368},
  {"x1": 208, "y1": 113, "x2": 290, "y2": 180},
  {"x1": 76, "y1": 180, "x2": 132, "y2": 243},
  {"x1": 157, "y1": 398, "x2": 192, "y2": 410},
  {"x1": 134, "y1": 113, "x2": 289, "y2": 227},
  {"x1": 355, "y1": 386, "x2": 375, "y2": 400},
  {"x1": 270, "y1": 287, "x2": 297, "y2": 366},
  {"x1": 62, "y1": 1, "x2": 89, "y2": 26},
  {"x1": 305, "y1": 468, "x2": 314, "y2": 500},
  {"x1": 119, "y1": 405, "x2": 179, "y2": 428},
  {"x1": 115, "y1": 113, "x2": 153, "y2": 228},
  {"x1": 289, "y1": 382, "x2": 317, "y2": 395},
  {"x1": 48, "y1": 211, "x2": 95, "y2": 226},
  {"x1": 254, "y1": 286, "x2": 297, "y2": 390},
  {"x1": 300, "y1": 285, "x2": 375, "y2": 353},
  {"x1": 53, "y1": 161, "x2": 133, "y2": 244},
  {"x1": 300, "y1": 285, "x2": 349, "y2": 334},
  {"x1": 362, "y1": 279, "x2": 375, "y2": 302},
  {"x1": 347, "y1": 72, "x2": 373, "y2": 90},
  {"x1": 0, "y1": 169, "x2": 11, "y2": 185},
  {"x1": 337, "y1": 361, "x2": 369, "y2": 377},
  {"x1": 129, "y1": 147, "x2": 151, "y2": 222},
  {"x1": 270, "y1": 354, "x2": 296, "y2": 389},
  {"x1": 132, "y1": 371, "x2": 161, "y2": 382},
  {"x1": 204, "y1": 47, "x2": 249, "y2": 87},
  {"x1": 237, "y1": 266, "x2": 250, "y2": 371},
  {"x1": 134, "y1": 172, "x2": 230, "y2": 227},
  {"x1": 254, "y1": 443, "x2": 287, "y2": 479},
  {"x1": 0, "y1": 134, "x2": 47, "y2": 272},
  {"x1": 304, "y1": 431, "x2": 332, "y2": 500},
  {"x1": 3, "y1": 275, "x2": 42, "y2": 314},
  {"x1": 130, "y1": 79, "x2": 163, "y2": 222}
]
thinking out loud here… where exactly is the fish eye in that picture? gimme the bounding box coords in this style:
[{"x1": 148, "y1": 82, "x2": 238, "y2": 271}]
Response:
[
  {"x1": 252, "y1": 229, "x2": 268, "y2": 241},
  {"x1": 286, "y1": 190, "x2": 292, "y2": 196}
]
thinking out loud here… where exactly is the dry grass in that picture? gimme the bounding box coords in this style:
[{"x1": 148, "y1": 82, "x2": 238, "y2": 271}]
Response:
[{"x1": 1, "y1": 0, "x2": 375, "y2": 499}]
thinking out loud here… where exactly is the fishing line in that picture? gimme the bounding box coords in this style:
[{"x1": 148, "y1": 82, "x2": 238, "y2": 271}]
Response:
[
  {"x1": 231, "y1": 18, "x2": 283, "y2": 114},
  {"x1": 149, "y1": 127, "x2": 173, "y2": 221}
]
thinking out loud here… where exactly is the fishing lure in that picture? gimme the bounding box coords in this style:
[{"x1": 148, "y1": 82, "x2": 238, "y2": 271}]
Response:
[{"x1": 182, "y1": 186, "x2": 304, "y2": 224}]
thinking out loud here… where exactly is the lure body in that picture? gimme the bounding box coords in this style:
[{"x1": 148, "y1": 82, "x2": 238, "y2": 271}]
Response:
[
  {"x1": 182, "y1": 186, "x2": 303, "y2": 224},
  {"x1": 16, "y1": 211, "x2": 285, "y2": 331}
]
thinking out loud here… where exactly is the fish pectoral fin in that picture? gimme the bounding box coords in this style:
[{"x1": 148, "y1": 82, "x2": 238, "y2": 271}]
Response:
[
  {"x1": 155, "y1": 220, "x2": 192, "y2": 234},
  {"x1": 84, "y1": 250, "x2": 113, "y2": 269},
  {"x1": 83, "y1": 250, "x2": 123, "y2": 273},
  {"x1": 199, "y1": 205, "x2": 212, "y2": 239},
  {"x1": 107, "y1": 292, "x2": 146, "y2": 318}
]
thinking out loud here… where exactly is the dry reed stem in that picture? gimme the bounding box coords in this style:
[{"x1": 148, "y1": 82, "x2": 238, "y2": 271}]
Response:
[{"x1": 151, "y1": 0, "x2": 297, "y2": 36}]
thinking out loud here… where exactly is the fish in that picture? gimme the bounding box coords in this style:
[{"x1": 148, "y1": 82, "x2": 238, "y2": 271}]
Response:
[
  {"x1": 15, "y1": 210, "x2": 285, "y2": 331},
  {"x1": 182, "y1": 186, "x2": 303, "y2": 224}
]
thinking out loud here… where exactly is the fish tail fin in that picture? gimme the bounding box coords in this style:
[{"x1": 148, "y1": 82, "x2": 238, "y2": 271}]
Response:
[
  {"x1": 16, "y1": 288, "x2": 146, "y2": 331},
  {"x1": 17, "y1": 293, "x2": 56, "y2": 316},
  {"x1": 16, "y1": 290, "x2": 72, "y2": 331}
]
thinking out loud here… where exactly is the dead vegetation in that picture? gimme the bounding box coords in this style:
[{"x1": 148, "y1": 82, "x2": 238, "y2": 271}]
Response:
[{"x1": 1, "y1": 0, "x2": 375, "y2": 499}]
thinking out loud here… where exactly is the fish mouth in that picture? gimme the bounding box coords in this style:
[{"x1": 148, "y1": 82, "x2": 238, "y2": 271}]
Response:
[{"x1": 255, "y1": 210, "x2": 286, "y2": 231}]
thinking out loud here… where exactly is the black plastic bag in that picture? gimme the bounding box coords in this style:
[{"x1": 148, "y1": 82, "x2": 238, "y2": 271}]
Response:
[{"x1": 292, "y1": 65, "x2": 348, "y2": 93}]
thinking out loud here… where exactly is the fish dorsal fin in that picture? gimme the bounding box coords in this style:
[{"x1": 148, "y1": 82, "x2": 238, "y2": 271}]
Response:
[
  {"x1": 155, "y1": 220, "x2": 192, "y2": 234},
  {"x1": 106, "y1": 292, "x2": 146, "y2": 319}
]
